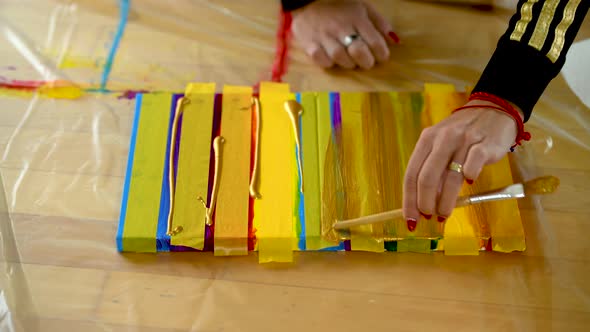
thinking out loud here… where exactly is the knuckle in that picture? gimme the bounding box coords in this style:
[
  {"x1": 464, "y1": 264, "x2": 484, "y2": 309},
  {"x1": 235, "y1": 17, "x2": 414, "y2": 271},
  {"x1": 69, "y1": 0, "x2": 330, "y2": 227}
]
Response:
[
  {"x1": 419, "y1": 127, "x2": 435, "y2": 141},
  {"x1": 359, "y1": 59, "x2": 374, "y2": 69},
  {"x1": 417, "y1": 174, "x2": 437, "y2": 189},
  {"x1": 324, "y1": 22, "x2": 340, "y2": 34},
  {"x1": 333, "y1": 47, "x2": 348, "y2": 61},
  {"x1": 347, "y1": 45, "x2": 364, "y2": 59},
  {"x1": 439, "y1": 127, "x2": 459, "y2": 141},
  {"x1": 310, "y1": 47, "x2": 323, "y2": 60},
  {"x1": 463, "y1": 129, "x2": 482, "y2": 144},
  {"x1": 490, "y1": 148, "x2": 507, "y2": 163},
  {"x1": 404, "y1": 173, "x2": 417, "y2": 188},
  {"x1": 309, "y1": 49, "x2": 332, "y2": 68},
  {"x1": 332, "y1": 46, "x2": 346, "y2": 58},
  {"x1": 470, "y1": 145, "x2": 488, "y2": 160},
  {"x1": 368, "y1": 40, "x2": 384, "y2": 52}
]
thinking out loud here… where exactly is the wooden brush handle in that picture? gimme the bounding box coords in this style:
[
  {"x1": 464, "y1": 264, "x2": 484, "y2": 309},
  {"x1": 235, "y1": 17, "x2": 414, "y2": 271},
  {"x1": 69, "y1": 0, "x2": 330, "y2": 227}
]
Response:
[
  {"x1": 333, "y1": 209, "x2": 404, "y2": 230},
  {"x1": 332, "y1": 196, "x2": 473, "y2": 230}
]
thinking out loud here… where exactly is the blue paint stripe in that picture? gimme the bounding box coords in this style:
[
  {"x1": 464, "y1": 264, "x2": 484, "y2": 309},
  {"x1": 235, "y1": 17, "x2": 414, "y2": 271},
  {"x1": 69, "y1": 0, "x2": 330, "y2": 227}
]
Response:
[
  {"x1": 155, "y1": 94, "x2": 181, "y2": 251},
  {"x1": 318, "y1": 243, "x2": 345, "y2": 251},
  {"x1": 100, "y1": 0, "x2": 130, "y2": 91},
  {"x1": 117, "y1": 93, "x2": 143, "y2": 251},
  {"x1": 296, "y1": 93, "x2": 306, "y2": 250}
]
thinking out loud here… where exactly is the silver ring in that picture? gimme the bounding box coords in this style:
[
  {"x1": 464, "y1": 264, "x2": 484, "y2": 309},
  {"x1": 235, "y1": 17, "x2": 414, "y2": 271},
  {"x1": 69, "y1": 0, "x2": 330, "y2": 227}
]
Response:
[
  {"x1": 448, "y1": 161, "x2": 463, "y2": 174},
  {"x1": 342, "y1": 34, "x2": 360, "y2": 47}
]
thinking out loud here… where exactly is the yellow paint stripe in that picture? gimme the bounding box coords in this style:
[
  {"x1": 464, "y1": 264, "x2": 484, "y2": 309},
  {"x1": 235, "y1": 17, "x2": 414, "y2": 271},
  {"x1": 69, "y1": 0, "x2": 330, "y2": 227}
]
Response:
[
  {"x1": 170, "y1": 83, "x2": 216, "y2": 250},
  {"x1": 547, "y1": 0, "x2": 583, "y2": 62},
  {"x1": 529, "y1": 0, "x2": 560, "y2": 50},
  {"x1": 214, "y1": 85, "x2": 252, "y2": 256},
  {"x1": 510, "y1": 0, "x2": 540, "y2": 42},
  {"x1": 301, "y1": 92, "x2": 334, "y2": 250},
  {"x1": 255, "y1": 82, "x2": 294, "y2": 263},
  {"x1": 123, "y1": 93, "x2": 173, "y2": 252},
  {"x1": 340, "y1": 92, "x2": 384, "y2": 252}
]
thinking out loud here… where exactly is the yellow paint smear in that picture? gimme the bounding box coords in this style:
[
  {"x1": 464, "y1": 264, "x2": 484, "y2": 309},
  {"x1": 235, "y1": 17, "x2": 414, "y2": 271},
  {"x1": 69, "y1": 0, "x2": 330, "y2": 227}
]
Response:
[
  {"x1": 340, "y1": 92, "x2": 384, "y2": 252},
  {"x1": 214, "y1": 85, "x2": 252, "y2": 256}
]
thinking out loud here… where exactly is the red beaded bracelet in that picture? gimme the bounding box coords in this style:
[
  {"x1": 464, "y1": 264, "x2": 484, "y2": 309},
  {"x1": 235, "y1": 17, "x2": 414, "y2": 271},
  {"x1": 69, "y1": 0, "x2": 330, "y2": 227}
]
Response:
[{"x1": 452, "y1": 92, "x2": 531, "y2": 152}]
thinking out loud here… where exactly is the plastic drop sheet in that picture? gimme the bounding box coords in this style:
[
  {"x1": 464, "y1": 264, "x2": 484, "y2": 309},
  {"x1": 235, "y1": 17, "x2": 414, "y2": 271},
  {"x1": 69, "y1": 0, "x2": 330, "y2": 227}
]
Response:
[{"x1": 0, "y1": 0, "x2": 589, "y2": 331}]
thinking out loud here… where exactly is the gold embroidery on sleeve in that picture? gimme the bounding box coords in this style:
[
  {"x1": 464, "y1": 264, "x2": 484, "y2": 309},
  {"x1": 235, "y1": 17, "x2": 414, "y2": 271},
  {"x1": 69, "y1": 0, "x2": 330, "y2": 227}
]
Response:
[
  {"x1": 547, "y1": 0, "x2": 583, "y2": 62},
  {"x1": 529, "y1": 0, "x2": 560, "y2": 50},
  {"x1": 511, "y1": 0, "x2": 541, "y2": 42}
]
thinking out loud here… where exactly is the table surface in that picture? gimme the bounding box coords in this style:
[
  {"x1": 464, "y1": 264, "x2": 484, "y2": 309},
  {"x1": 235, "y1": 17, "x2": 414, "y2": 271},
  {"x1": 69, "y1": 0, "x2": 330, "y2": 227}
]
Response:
[{"x1": 0, "y1": 1, "x2": 589, "y2": 331}]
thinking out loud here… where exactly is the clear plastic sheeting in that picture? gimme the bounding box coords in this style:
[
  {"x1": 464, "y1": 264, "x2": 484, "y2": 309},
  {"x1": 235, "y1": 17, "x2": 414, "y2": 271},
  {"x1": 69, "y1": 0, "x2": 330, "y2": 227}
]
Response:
[{"x1": 0, "y1": 0, "x2": 589, "y2": 331}]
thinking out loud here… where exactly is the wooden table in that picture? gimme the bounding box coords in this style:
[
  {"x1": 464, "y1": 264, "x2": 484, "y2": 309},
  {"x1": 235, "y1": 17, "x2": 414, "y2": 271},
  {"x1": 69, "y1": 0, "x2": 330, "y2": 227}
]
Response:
[{"x1": 1, "y1": 1, "x2": 589, "y2": 331}]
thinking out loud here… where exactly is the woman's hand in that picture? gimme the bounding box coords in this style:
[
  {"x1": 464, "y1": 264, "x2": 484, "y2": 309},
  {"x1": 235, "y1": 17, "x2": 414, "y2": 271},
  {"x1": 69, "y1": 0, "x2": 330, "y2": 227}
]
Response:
[
  {"x1": 402, "y1": 100, "x2": 523, "y2": 230},
  {"x1": 290, "y1": 0, "x2": 397, "y2": 70}
]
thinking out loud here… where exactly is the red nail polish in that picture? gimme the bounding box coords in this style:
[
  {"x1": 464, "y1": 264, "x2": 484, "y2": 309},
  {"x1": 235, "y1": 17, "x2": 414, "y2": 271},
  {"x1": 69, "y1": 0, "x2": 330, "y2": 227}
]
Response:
[
  {"x1": 466, "y1": 179, "x2": 474, "y2": 185},
  {"x1": 419, "y1": 212, "x2": 432, "y2": 220},
  {"x1": 437, "y1": 216, "x2": 447, "y2": 223},
  {"x1": 388, "y1": 31, "x2": 400, "y2": 44},
  {"x1": 407, "y1": 218, "x2": 417, "y2": 232}
]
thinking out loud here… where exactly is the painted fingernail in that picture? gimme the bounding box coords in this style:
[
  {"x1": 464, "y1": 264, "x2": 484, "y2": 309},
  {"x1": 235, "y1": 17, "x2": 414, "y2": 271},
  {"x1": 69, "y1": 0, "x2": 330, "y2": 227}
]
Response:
[
  {"x1": 437, "y1": 216, "x2": 447, "y2": 223},
  {"x1": 388, "y1": 31, "x2": 400, "y2": 44},
  {"x1": 407, "y1": 218, "x2": 417, "y2": 232},
  {"x1": 466, "y1": 179, "x2": 474, "y2": 185},
  {"x1": 419, "y1": 212, "x2": 432, "y2": 220}
]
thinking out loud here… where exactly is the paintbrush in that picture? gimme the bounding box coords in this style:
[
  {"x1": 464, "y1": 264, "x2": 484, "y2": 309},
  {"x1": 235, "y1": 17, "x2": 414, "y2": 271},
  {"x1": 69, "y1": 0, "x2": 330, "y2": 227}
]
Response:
[{"x1": 332, "y1": 175, "x2": 559, "y2": 230}]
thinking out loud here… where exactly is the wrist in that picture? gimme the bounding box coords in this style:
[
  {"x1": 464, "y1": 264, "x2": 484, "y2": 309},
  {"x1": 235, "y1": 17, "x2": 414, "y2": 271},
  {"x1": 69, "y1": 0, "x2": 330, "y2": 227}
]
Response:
[
  {"x1": 455, "y1": 92, "x2": 532, "y2": 151},
  {"x1": 465, "y1": 99, "x2": 524, "y2": 122}
]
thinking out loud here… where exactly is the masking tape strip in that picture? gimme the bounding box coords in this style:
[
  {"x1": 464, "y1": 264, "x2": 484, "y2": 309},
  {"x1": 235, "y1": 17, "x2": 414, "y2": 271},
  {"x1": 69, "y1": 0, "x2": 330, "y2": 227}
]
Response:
[
  {"x1": 255, "y1": 82, "x2": 295, "y2": 262},
  {"x1": 171, "y1": 83, "x2": 216, "y2": 250},
  {"x1": 484, "y1": 157, "x2": 526, "y2": 252},
  {"x1": 214, "y1": 85, "x2": 253, "y2": 256}
]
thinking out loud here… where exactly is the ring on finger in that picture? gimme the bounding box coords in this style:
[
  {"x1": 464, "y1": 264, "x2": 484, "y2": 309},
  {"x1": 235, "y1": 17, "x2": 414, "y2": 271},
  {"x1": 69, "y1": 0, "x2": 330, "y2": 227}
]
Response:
[
  {"x1": 447, "y1": 161, "x2": 463, "y2": 175},
  {"x1": 342, "y1": 34, "x2": 361, "y2": 47}
]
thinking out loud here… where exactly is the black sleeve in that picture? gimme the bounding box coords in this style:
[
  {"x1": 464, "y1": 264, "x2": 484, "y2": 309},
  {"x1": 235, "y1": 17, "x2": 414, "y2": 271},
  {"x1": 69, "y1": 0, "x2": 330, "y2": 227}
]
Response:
[
  {"x1": 281, "y1": 0, "x2": 316, "y2": 11},
  {"x1": 472, "y1": 0, "x2": 589, "y2": 122}
]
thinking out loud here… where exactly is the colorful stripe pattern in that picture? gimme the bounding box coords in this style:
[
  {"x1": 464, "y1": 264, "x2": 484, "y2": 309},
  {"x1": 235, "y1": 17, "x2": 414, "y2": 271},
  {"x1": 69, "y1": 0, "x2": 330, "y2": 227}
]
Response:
[{"x1": 117, "y1": 83, "x2": 526, "y2": 261}]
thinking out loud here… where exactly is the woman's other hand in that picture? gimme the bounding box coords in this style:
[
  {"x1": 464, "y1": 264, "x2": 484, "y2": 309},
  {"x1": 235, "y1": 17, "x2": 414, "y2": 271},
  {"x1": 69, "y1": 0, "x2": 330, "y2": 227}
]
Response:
[{"x1": 291, "y1": 0, "x2": 398, "y2": 70}]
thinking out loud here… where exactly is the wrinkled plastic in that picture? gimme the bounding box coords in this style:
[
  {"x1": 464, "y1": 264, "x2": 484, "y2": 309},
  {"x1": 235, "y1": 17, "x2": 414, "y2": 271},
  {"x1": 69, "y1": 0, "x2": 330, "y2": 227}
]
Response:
[{"x1": 1, "y1": 0, "x2": 589, "y2": 330}]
